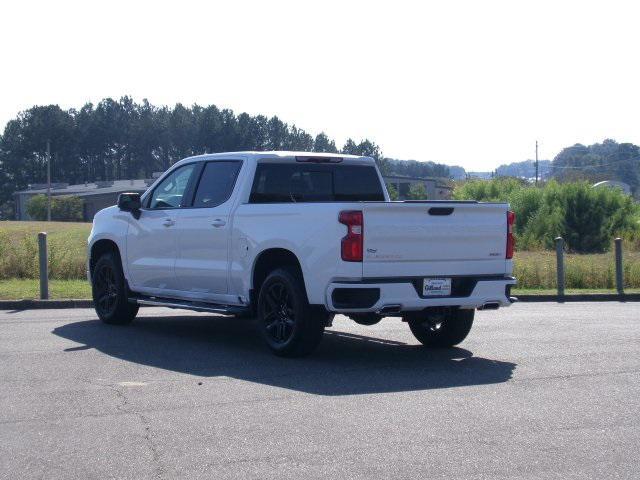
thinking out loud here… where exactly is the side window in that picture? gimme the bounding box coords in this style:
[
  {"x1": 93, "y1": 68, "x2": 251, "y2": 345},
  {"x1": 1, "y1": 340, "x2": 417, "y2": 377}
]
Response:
[
  {"x1": 192, "y1": 161, "x2": 242, "y2": 208},
  {"x1": 149, "y1": 164, "x2": 197, "y2": 209}
]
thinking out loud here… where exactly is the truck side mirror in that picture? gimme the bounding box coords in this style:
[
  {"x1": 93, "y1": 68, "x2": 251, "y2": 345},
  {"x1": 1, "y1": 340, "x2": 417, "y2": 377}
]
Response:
[{"x1": 117, "y1": 193, "x2": 142, "y2": 217}]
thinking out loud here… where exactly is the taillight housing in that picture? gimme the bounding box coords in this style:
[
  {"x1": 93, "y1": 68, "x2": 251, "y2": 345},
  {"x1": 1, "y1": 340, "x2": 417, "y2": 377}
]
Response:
[
  {"x1": 506, "y1": 210, "x2": 515, "y2": 259},
  {"x1": 339, "y1": 210, "x2": 363, "y2": 262}
]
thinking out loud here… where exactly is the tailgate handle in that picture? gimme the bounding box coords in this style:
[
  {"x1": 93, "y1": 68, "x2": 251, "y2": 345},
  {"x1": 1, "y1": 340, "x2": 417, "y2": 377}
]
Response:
[{"x1": 428, "y1": 207, "x2": 454, "y2": 216}]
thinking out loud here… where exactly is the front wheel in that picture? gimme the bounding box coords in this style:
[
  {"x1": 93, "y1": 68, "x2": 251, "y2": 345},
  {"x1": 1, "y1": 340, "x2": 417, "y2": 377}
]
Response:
[
  {"x1": 92, "y1": 252, "x2": 139, "y2": 325},
  {"x1": 257, "y1": 267, "x2": 328, "y2": 357},
  {"x1": 406, "y1": 308, "x2": 474, "y2": 347}
]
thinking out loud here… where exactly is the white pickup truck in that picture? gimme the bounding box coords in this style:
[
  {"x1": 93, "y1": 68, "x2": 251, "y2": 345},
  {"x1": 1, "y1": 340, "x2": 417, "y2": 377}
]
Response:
[{"x1": 88, "y1": 151, "x2": 516, "y2": 356}]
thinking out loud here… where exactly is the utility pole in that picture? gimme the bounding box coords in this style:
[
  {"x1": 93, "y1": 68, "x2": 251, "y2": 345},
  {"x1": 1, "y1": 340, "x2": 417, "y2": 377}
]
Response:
[
  {"x1": 535, "y1": 140, "x2": 539, "y2": 185},
  {"x1": 46, "y1": 139, "x2": 51, "y2": 221}
]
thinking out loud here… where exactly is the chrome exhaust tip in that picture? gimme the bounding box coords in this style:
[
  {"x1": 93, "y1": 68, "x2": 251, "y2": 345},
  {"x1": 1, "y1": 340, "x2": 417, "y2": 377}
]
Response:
[
  {"x1": 376, "y1": 304, "x2": 402, "y2": 315},
  {"x1": 478, "y1": 302, "x2": 500, "y2": 310}
]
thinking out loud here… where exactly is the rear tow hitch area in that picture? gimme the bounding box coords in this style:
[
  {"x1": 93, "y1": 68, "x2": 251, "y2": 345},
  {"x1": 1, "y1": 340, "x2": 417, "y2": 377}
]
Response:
[
  {"x1": 478, "y1": 302, "x2": 500, "y2": 310},
  {"x1": 375, "y1": 304, "x2": 402, "y2": 315}
]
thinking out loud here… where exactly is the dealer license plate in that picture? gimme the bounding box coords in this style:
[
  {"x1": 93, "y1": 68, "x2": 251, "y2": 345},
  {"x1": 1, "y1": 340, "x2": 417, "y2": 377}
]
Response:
[{"x1": 423, "y1": 278, "x2": 452, "y2": 296}]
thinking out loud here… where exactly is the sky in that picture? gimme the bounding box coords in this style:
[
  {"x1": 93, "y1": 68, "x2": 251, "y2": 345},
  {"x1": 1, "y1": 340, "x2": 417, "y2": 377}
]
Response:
[{"x1": 1, "y1": 0, "x2": 639, "y2": 171}]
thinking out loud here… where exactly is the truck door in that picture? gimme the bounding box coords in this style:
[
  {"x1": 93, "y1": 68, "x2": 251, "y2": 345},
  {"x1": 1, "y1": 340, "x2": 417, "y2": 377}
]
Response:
[
  {"x1": 126, "y1": 163, "x2": 198, "y2": 292},
  {"x1": 172, "y1": 160, "x2": 242, "y2": 298}
]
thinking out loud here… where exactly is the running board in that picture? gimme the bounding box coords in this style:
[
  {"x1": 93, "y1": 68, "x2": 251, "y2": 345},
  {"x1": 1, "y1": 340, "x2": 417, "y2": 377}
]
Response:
[{"x1": 129, "y1": 296, "x2": 250, "y2": 316}]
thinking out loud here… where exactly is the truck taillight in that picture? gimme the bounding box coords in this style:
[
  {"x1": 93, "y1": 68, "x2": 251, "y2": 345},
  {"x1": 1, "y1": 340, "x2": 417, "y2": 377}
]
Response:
[
  {"x1": 506, "y1": 210, "x2": 515, "y2": 259},
  {"x1": 339, "y1": 210, "x2": 363, "y2": 262}
]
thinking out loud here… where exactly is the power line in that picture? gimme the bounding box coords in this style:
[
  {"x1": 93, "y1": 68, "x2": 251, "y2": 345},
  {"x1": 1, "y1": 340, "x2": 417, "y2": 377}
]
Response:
[{"x1": 550, "y1": 158, "x2": 638, "y2": 170}]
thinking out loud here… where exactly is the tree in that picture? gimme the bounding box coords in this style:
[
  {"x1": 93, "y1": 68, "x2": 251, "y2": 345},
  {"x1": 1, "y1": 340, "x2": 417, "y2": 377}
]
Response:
[
  {"x1": 342, "y1": 138, "x2": 389, "y2": 174},
  {"x1": 1, "y1": 98, "x2": 407, "y2": 216},
  {"x1": 551, "y1": 139, "x2": 640, "y2": 194},
  {"x1": 313, "y1": 133, "x2": 337, "y2": 153},
  {"x1": 266, "y1": 116, "x2": 288, "y2": 150},
  {"x1": 26, "y1": 194, "x2": 83, "y2": 221},
  {"x1": 384, "y1": 158, "x2": 450, "y2": 178},
  {"x1": 342, "y1": 138, "x2": 382, "y2": 160},
  {"x1": 169, "y1": 103, "x2": 197, "y2": 160},
  {"x1": 285, "y1": 126, "x2": 314, "y2": 151},
  {"x1": 0, "y1": 105, "x2": 76, "y2": 210}
]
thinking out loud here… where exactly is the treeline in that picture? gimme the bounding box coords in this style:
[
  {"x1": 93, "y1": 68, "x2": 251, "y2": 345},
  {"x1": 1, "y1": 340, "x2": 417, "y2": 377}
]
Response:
[
  {"x1": 492, "y1": 139, "x2": 640, "y2": 190},
  {"x1": 496, "y1": 159, "x2": 552, "y2": 179},
  {"x1": 551, "y1": 139, "x2": 640, "y2": 192},
  {"x1": 384, "y1": 158, "x2": 450, "y2": 179},
  {"x1": 454, "y1": 177, "x2": 639, "y2": 253},
  {"x1": 0, "y1": 97, "x2": 391, "y2": 214},
  {"x1": 485, "y1": 140, "x2": 640, "y2": 192}
]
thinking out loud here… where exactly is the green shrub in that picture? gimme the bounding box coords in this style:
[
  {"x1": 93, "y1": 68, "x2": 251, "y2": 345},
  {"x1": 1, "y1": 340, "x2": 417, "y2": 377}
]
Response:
[
  {"x1": 453, "y1": 178, "x2": 640, "y2": 253},
  {"x1": 386, "y1": 183, "x2": 399, "y2": 201},
  {"x1": 407, "y1": 183, "x2": 428, "y2": 200},
  {"x1": 453, "y1": 177, "x2": 526, "y2": 202},
  {"x1": 26, "y1": 195, "x2": 83, "y2": 222}
]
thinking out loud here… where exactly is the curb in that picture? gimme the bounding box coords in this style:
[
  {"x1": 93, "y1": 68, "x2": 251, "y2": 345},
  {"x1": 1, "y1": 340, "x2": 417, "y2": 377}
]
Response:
[
  {"x1": 516, "y1": 294, "x2": 640, "y2": 302},
  {"x1": 0, "y1": 299, "x2": 94, "y2": 310},
  {"x1": 2, "y1": 294, "x2": 640, "y2": 310}
]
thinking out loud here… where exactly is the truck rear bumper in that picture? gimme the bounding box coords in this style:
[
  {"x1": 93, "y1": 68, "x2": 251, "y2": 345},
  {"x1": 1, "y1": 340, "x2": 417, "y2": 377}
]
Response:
[{"x1": 325, "y1": 276, "x2": 517, "y2": 314}]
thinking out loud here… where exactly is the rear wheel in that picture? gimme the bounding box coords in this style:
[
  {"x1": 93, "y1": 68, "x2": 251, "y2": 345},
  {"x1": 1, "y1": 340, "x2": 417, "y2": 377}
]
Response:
[
  {"x1": 257, "y1": 267, "x2": 328, "y2": 357},
  {"x1": 92, "y1": 252, "x2": 139, "y2": 325},
  {"x1": 349, "y1": 313, "x2": 383, "y2": 326},
  {"x1": 406, "y1": 308, "x2": 474, "y2": 347}
]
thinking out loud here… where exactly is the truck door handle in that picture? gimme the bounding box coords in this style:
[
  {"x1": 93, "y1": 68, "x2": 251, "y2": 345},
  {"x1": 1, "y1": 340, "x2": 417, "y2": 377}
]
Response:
[
  {"x1": 162, "y1": 218, "x2": 175, "y2": 227},
  {"x1": 428, "y1": 207, "x2": 454, "y2": 216},
  {"x1": 211, "y1": 219, "x2": 226, "y2": 228}
]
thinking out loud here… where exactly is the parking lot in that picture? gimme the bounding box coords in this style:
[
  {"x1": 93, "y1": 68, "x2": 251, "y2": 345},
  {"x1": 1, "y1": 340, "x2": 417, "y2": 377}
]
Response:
[{"x1": 1, "y1": 302, "x2": 639, "y2": 479}]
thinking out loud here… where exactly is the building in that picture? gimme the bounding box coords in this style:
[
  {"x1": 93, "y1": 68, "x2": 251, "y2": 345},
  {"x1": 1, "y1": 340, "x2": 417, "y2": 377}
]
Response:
[
  {"x1": 382, "y1": 174, "x2": 453, "y2": 200},
  {"x1": 14, "y1": 179, "x2": 153, "y2": 221},
  {"x1": 15, "y1": 172, "x2": 453, "y2": 222}
]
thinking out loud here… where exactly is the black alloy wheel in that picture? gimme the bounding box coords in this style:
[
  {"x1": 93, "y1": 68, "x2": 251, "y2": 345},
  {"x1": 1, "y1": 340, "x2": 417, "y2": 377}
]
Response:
[
  {"x1": 261, "y1": 281, "x2": 296, "y2": 345},
  {"x1": 94, "y1": 263, "x2": 119, "y2": 317},
  {"x1": 91, "y1": 252, "x2": 139, "y2": 325},
  {"x1": 257, "y1": 267, "x2": 328, "y2": 357}
]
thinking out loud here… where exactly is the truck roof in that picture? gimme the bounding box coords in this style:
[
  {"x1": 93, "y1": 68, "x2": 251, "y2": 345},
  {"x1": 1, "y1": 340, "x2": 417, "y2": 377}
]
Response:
[{"x1": 176, "y1": 151, "x2": 376, "y2": 166}]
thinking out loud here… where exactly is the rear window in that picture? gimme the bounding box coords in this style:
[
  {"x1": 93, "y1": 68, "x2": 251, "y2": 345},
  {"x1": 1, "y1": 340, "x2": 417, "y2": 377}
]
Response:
[
  {"x1": 249, "y1": 163, "x2": 385, "y2": 203},
  {"x1": 192, "y1": 161, "x2": 242, "y2": 208}
]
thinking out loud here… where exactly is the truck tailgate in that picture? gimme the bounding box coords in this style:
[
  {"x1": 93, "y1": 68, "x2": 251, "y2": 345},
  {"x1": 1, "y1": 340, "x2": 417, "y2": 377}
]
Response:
[{"x1": 362, "y1": 202, "x2": 509, "y2": 278}]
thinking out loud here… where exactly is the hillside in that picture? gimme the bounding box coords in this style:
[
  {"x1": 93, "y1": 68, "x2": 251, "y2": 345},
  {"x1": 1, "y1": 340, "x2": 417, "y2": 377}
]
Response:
[{"x1": 496, "y1": 159, "x2": 552, "y2": 179}]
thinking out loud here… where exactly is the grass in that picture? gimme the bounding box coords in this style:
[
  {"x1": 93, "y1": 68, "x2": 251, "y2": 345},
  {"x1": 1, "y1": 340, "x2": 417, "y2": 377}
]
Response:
[
  {"x1": 513, "y1": 288, "x2": 640, "y2": 295},
  {"x1": 2, "y1": 220, "x2": 640, "y2": 299},
  {"x1": 0, "y1": 279, "x2": 91, "y2": 300},
  {"x1": 513, "y1": 250, "x2": 640, "y2": 289},
  {"x1": 0, "y1": 221, "x2": 90, "y2": 280}
]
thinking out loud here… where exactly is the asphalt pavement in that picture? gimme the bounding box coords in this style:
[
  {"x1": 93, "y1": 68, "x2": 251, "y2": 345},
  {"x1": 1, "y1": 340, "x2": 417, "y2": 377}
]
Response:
[{"x1": 1, "y1": 303, "x2": 639, "y2": 479}]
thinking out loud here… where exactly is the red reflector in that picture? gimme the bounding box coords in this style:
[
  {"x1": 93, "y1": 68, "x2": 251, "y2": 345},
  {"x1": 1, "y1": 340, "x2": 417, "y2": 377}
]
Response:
[
  {"x1": 339, "y1": 210, "x2": 363, "y2": 262},
  {"x1": 506, "y1": 210, "x2": 515, "y2": 259}
]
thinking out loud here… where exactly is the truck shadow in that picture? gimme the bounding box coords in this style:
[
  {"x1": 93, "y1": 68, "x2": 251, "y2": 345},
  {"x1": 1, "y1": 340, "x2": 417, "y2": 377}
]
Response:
[{"x1": 52, "y1": 314, "x2": 516, "y2": 396}]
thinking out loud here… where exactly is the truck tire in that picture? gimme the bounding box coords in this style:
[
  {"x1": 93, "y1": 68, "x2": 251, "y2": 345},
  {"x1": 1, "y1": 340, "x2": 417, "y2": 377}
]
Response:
[
  {"x1": 92, "y1": 252, "x2": 139, "y2": 325},
  {"x1": 406, "y1": 308, "x2": 474, "y2": 347},
  {"x1": 257, "y1": 267, "x2": 327, "y2": 357}
]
